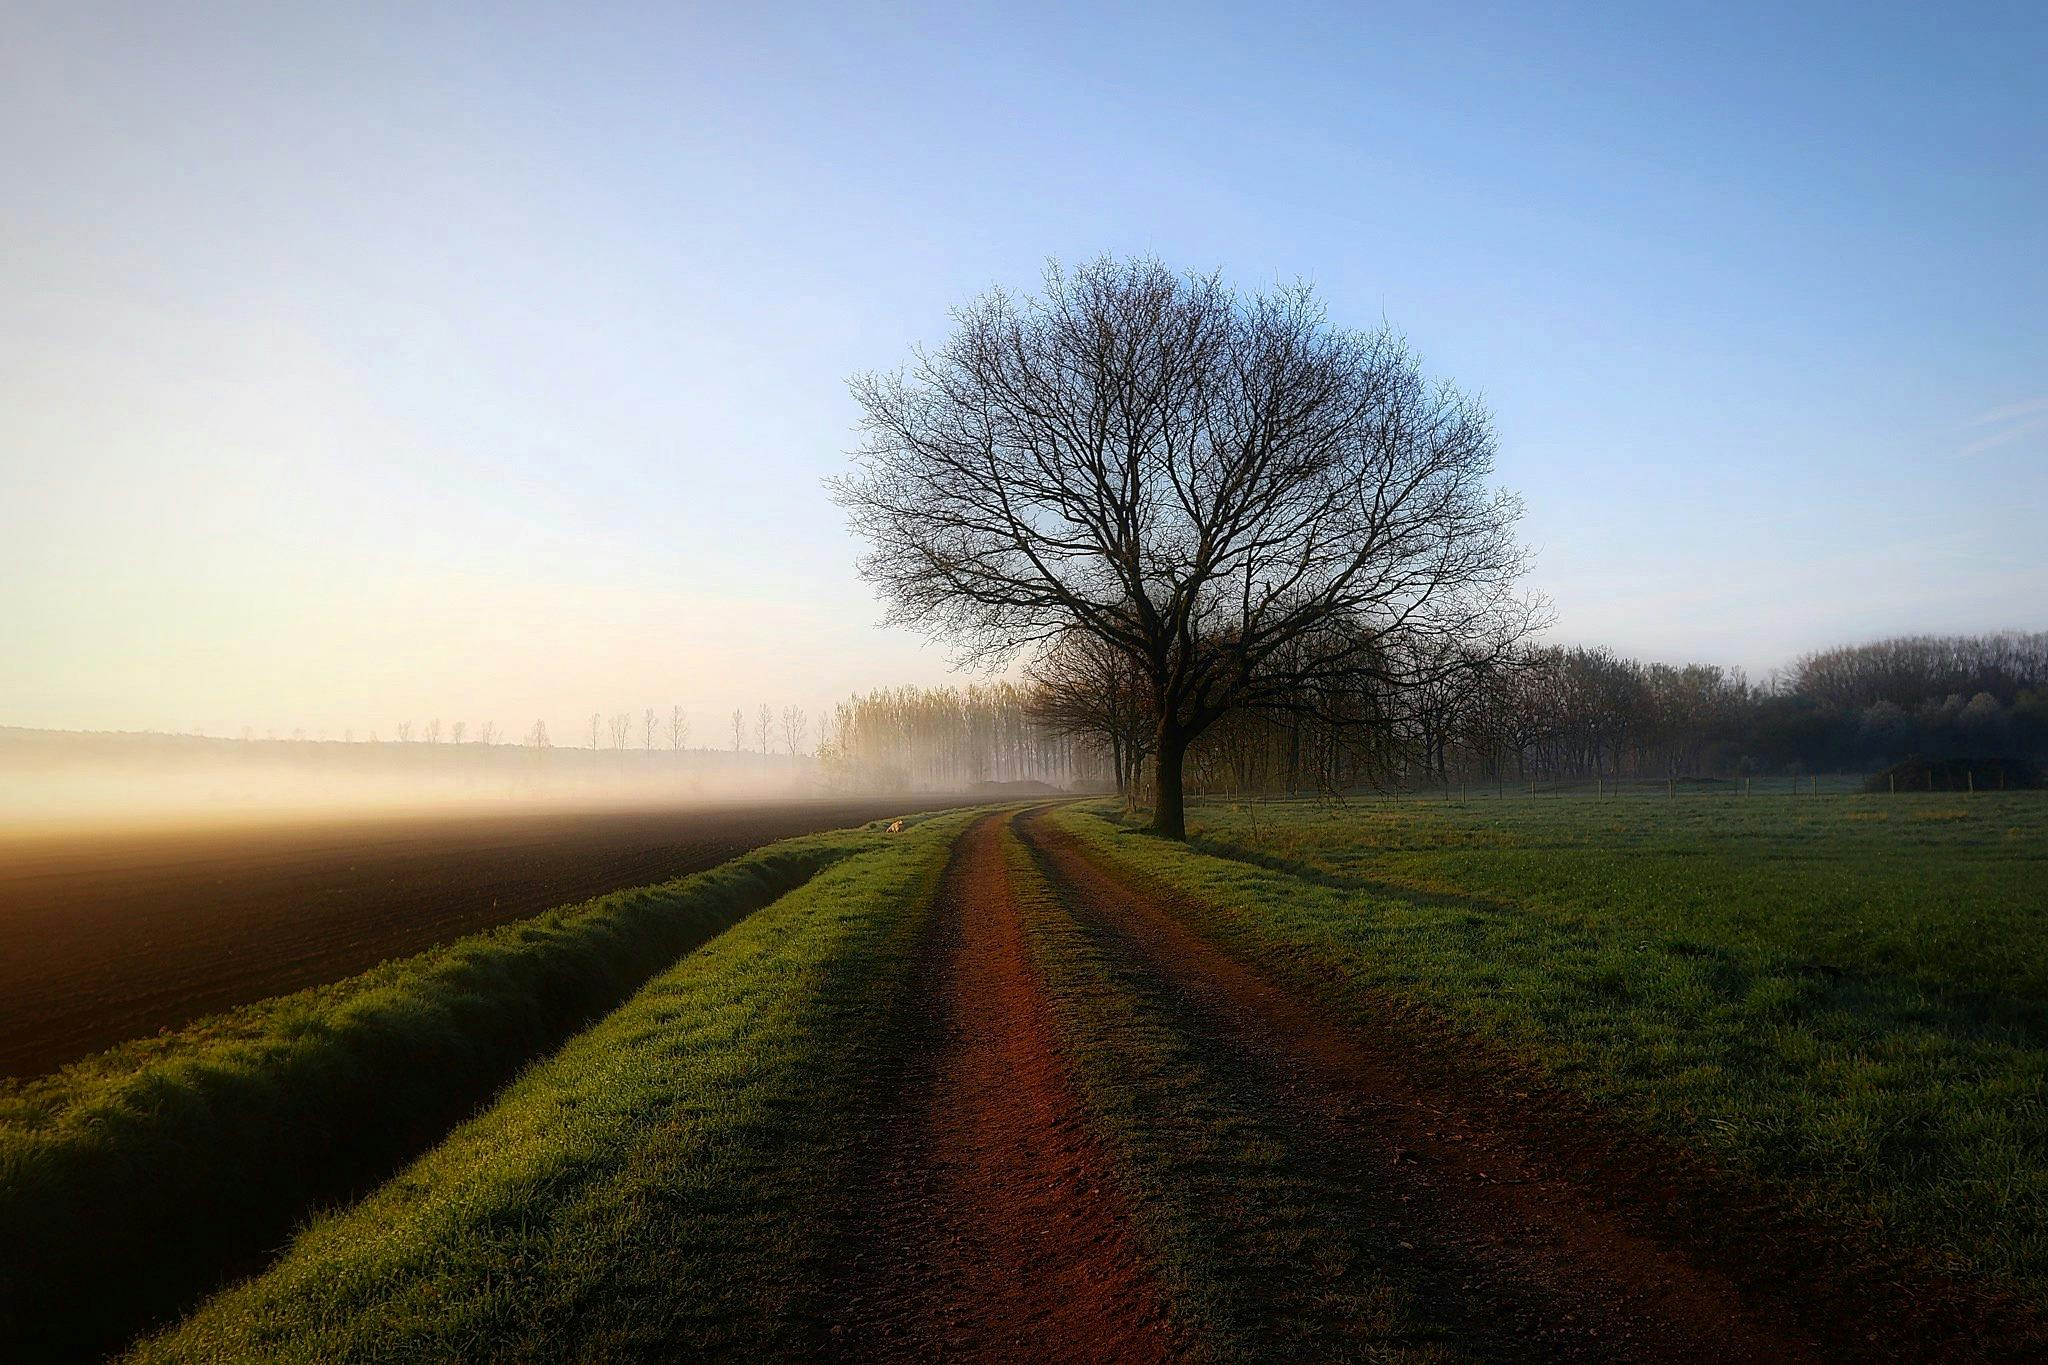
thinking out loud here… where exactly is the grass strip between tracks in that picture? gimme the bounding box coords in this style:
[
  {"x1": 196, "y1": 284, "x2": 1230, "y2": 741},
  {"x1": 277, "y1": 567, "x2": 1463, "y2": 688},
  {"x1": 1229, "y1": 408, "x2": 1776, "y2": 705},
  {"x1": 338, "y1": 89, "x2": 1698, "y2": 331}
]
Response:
[
  {"x1": 1047, "y1": 803, "x2": 2048, "y2": 1317},
  {"x1": 128, "y1": 808, "x2": 974, "y2": 1363},
  {"x1": 1, "y1": 812, "x2": 931, "y2": 1361},
  {"x1": 1007, "y1": 828, "x2": 1447, "y2": 1362}
]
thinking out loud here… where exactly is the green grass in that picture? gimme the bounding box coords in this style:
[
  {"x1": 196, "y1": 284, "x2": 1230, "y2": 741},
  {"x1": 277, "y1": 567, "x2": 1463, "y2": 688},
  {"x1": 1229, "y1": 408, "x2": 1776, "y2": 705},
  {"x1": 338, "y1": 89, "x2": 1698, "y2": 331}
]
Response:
[
  {"x1": 1052, "y1": 793, "x2": 2048, "y2": 1303},
  {"x1": 0, "y1": 817, "x2": 905, "y2": 1362},
  {"x1": 1008, "y1": 831, "x2": 1446, "y2": 1362},
  {"x1": 1196, "y1": 791, "x2": 2048, "y2": 1001},
  {"x1": 129, "y1": 809, "x2": 975, "y2": 1363}
]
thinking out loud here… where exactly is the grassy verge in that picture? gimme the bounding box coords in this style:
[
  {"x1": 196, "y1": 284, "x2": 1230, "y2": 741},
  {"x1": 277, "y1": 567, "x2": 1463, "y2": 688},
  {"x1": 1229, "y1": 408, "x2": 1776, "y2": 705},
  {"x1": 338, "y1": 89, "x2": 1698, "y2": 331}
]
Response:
[
  {"x1": 1005, "y1": 830, "x2": 1446, "y2": 1362},
  {"x1": 1, "y1": 816, "x2": 908, "y2": 1362},
  {"x1": 1050, "y1": 800, "x2": 2048, "y2": 1308},
  {"x1": 129, "y1": 809, "x2": 975, "y2": 1363}
]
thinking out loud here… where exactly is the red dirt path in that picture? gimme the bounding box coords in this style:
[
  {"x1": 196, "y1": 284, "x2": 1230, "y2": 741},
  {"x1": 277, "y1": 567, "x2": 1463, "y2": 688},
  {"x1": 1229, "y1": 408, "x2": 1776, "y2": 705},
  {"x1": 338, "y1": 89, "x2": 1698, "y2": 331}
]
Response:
[
  {"x1": 0, "y1": 798, "x2": 939, "y2": 1077},
  {"x1": 838, "y1": 812, "x2": 1175, "y2": 1362}
]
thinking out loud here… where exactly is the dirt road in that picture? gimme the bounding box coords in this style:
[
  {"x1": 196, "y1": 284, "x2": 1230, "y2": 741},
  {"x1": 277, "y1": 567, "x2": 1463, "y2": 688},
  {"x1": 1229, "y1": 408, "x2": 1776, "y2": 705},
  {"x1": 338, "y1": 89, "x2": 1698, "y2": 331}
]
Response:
[
  {"x1": 834, "y1": 806, "x2": 2022, "y2": 1360},
  {"x1": 839, "y1": 812, "x2": 1175, "y2": 1361}
]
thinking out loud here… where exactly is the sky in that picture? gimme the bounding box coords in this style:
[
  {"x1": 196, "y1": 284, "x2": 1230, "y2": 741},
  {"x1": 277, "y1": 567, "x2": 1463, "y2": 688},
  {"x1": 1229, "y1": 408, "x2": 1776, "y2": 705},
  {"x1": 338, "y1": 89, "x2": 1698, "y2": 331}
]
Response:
[{"x1": 2, "y1": 1, "x2": 2043, "y2": 744}]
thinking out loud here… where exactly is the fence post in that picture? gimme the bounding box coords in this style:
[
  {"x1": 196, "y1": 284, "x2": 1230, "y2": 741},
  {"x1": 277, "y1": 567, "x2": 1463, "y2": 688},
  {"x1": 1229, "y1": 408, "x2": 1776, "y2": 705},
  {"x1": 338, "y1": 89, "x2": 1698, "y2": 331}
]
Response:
[
  {"x1": 1969, "y1": 770, "x2": 1975, "y2": 796},
  {"x1": 1890, "y1": 773, "x2": 1896, "y2": 795}
]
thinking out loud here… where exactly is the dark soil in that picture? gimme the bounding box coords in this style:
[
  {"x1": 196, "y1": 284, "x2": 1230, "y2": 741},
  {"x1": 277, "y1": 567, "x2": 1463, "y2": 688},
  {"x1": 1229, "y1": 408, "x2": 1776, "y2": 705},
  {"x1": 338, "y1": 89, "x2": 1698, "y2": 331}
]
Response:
[{"x1": 0, "y1": 798, "x2": 939, "y2": 1076}]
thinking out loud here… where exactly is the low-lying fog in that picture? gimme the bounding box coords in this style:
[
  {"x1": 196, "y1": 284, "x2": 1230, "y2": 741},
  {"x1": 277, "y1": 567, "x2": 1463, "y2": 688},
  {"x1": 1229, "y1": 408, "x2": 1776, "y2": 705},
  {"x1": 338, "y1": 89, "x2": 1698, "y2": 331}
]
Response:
[{"x1": 0, "y1": 727, "x2": 858, "y2": 834}]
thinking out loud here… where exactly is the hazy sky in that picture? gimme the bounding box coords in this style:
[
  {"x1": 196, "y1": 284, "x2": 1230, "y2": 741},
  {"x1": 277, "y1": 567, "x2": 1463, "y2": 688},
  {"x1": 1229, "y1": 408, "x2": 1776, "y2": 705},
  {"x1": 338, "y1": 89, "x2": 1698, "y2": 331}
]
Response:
[{"x1": 4, "y1": 2, "x2": 2043, "y2": 742}]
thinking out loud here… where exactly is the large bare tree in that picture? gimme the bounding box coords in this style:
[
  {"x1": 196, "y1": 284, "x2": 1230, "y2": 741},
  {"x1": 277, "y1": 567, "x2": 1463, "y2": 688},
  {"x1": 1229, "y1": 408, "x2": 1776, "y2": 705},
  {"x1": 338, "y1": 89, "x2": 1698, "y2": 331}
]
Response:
[{"x1": 835, "y1": 256, "x2": 1535, "y2": 837}]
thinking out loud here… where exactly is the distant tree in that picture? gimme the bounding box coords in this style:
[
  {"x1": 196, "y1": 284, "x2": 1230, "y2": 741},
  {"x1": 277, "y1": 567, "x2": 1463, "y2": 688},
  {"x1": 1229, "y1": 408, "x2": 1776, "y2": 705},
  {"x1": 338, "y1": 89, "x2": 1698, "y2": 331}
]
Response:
[
  {"x1": 819, "y1": 682, "x2": 1088, "y2": 792},
  {"x1": 1027, "y1": 630, "x2": 1151, "y2": 801},
  {"x1": 669, "y1": 704, "x2": 689, "y2": 751},
  {"x1": 527, "y1": 719, "x2": 550, "y2": 749},
  {"x1": 835, "y1": 256, "x2": 1534, "y2": 837},
  {"x1": 643, "y1": 708, "x2": 657, "y2": 751},
  {"x1": 476, "y1": 720, "x2": 497, "y2": 746},
  {"x1": 396, "y1": 721, "x2": 412, "y2": 743},
  {"x1": 451, "y1": 720, "x2": 467, "y2": 745},
  {"x1": 590, "y1": 713, "x2": 601, "y2": 750},
  {"x1": 425, "y1": 718, "x2": 442, "y2": 745},
  {"x1": 731, "y1": 708, "x2": 745, "y2": 751},
  {"x1": 755, "y1": 704, "x2": 773, "y2": 755},
  {"x1": 343, "y1": 728, "x2": 354, "y2": 744},
  {"x1": 609, "y1": 712, "x2": 632, "y2": 750},
  {"x1": 781, "y1": 705, "x2": 808, "y2": 756}
]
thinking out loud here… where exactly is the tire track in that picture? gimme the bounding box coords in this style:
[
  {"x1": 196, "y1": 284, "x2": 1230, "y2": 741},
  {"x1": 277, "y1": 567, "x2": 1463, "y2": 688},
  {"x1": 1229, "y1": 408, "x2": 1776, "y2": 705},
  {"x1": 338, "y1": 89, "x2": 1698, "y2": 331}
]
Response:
[
  {"x1": 835, "y1": 811, "x2": 1174, "y2": 1361},
  {"x1": 1018, "y1": 808, "x2": 1824, "y2": 1363}
]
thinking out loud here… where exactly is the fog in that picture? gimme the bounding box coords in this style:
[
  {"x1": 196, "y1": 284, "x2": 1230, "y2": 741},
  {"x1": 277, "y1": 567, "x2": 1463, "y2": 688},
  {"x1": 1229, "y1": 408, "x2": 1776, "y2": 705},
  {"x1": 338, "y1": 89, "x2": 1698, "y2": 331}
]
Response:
[{"x1": 0, "y1": 727, "x2": 841, "y2": 835}]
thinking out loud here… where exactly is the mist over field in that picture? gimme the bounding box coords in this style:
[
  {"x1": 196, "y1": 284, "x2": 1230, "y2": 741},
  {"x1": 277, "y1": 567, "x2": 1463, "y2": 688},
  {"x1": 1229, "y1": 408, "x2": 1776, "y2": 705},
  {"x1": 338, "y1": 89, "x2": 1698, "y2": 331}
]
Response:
[
  {"x1": 0, "y1": 686, "x2": 1092, "y2": 831},
  {"x1": 0, "y1": 727, "x2": 822, "y2": 832}
]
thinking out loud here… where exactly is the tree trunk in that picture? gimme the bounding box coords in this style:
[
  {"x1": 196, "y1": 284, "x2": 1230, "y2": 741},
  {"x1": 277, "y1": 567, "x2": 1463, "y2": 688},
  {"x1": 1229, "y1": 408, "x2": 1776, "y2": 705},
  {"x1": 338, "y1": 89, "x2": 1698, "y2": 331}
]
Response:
[{"x1": 1151, "y1": 729, "x2": 1188, "y2": 840}]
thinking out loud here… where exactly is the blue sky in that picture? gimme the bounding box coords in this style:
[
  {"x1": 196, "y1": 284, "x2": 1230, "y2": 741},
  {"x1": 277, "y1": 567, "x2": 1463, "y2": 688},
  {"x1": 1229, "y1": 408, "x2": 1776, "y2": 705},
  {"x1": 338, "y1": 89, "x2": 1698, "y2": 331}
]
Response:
[{"x1": 2, "y1": 1, "x2": 2043, "y2": 740}]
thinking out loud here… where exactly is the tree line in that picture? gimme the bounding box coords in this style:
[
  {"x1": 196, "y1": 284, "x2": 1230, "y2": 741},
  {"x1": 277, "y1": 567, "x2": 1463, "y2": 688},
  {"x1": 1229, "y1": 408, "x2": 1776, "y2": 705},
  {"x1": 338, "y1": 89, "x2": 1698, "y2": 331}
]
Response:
[
  {"x1": 814, "y1": 683, "x2": 1099, "y2": 792},
  {"x1": 1030, "y1": 629, "x2": 2048, "y2": 797}
]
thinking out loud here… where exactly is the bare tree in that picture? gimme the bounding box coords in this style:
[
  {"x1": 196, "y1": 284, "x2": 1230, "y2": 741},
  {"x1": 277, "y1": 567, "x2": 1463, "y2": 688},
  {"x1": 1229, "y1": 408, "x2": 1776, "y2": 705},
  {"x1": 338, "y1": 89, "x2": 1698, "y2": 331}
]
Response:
[
  {"x1": 669, "y1": 704, "x2": 689, "y2": 752},
  {"x1": 644, "y1": 707, "x2": 657, "y2": 752},
  {"x1": 609, "y1": 712, "x2": 632, "y2": 750},
  {"x1": 590, "y1": 713, "x2": 601, "y2": 750},
  {"x1": 425, "y1": 718, "x2": 442, "y2": 745},
  {"x1": 780, "y1": 704, "x2": 808, "y2": 757},
  {"x1": 836, "y1": 256, "x2": 1536, "y2": 837},
  {"x1": 755, "y1": 703, "x2": 773, "y2": 756},
  {"x1": 731, "y1": 708, "x2": 745, "y2": 751},
  {"x1": 527, "y1": 719, "x2": 550, "y2": 749},
  {"x1": 395, "y1": 721, "x2": 412, "y2": 743},
  {"x1": 477, "y1": 720, "x2": 497, "y2": 746},
  {"x1": 451, "y1": 720, "x2": 467, "y2": 746}
]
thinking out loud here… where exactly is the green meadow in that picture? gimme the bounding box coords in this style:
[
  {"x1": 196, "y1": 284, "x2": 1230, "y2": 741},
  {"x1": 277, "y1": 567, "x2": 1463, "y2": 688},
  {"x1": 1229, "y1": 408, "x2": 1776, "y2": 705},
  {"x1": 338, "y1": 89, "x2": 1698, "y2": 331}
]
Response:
[{"x1": 1058, "y1": 792, "x2": 2048, "y2": 1300}]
